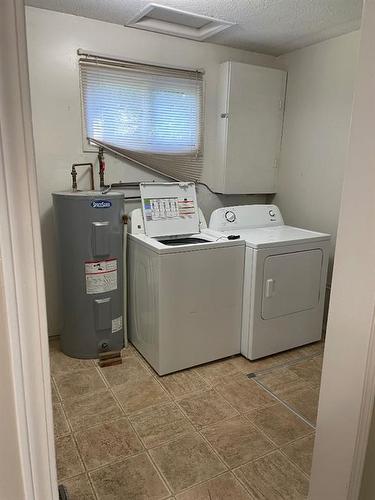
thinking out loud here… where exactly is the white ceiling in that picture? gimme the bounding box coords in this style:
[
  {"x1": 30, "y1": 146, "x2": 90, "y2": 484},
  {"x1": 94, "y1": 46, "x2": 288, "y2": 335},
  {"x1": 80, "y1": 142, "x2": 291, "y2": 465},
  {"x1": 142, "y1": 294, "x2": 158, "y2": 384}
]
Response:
[{"x1": 25, "y1": 0, "x2": 363, "y2": 56}]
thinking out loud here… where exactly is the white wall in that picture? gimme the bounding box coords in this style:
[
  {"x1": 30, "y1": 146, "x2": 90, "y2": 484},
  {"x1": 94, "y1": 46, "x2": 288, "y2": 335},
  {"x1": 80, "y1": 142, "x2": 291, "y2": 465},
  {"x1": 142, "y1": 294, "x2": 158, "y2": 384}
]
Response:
[
  {"x1": 25, "y1": 6, "x2": 281, "y2": 335},
  {"x1": 275, "y1": 31, "x2": 360, "y2": 279},
  {"x1": 26, "y1": 7, "x2": 360, "y2": 335}
]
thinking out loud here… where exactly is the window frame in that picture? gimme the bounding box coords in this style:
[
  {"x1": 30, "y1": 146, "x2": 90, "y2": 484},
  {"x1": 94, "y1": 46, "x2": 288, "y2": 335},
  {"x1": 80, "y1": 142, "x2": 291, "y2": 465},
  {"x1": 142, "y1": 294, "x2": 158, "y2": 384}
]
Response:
[{"x1": 78, "y1": 55, "x2": 205, "y2": 158}]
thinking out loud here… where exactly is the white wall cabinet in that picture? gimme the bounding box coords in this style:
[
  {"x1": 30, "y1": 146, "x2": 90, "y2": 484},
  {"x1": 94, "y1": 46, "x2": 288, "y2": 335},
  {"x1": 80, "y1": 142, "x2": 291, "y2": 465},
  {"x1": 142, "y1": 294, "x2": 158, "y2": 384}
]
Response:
[{"x1": 212, "y1": 61, "x2": 287, "y2": 194}]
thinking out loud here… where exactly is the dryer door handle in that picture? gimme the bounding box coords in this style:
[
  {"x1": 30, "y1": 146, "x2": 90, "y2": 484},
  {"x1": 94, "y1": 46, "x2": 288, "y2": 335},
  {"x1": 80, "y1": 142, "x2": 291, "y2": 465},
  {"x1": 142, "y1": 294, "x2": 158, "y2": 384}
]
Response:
[{"x1": 265, "y1": 278, "x2": 275, "y2": 298}]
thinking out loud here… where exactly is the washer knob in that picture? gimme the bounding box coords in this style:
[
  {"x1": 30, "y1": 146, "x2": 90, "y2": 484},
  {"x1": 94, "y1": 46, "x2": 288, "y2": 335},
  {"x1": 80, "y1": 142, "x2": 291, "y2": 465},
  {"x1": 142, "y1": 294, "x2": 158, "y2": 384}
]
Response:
[
  {"x1": 269, "y1": 209, "x2": 275, "y2": 217},
  {"x1": 225, "y1": 210, "x2": 236, "y2": 223}
]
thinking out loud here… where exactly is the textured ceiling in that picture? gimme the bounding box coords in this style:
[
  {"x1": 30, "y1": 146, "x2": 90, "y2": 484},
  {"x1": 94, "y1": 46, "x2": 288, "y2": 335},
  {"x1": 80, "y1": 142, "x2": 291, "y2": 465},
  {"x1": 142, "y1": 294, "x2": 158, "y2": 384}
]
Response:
[{"x1": 25, "y1": 0, "x2": 363, "y2": 55}]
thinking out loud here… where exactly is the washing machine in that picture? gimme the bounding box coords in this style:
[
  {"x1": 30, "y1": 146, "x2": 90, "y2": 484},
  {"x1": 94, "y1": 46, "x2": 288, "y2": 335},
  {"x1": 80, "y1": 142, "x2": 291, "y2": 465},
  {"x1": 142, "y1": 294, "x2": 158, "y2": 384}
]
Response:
[
  {"x1": 127, "y1": 182, "x2": 244, "y2": 375},
  {"x1": 209, "y1": 204, "x2": 331, "y2": 360}
]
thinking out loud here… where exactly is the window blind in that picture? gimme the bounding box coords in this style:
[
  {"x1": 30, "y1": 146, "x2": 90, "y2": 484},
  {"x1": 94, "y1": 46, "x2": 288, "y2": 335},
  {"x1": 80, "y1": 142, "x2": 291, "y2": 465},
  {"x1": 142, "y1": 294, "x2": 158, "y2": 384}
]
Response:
[{"x1": 79, "y1": 54, "x2": 204, "y2": 181}]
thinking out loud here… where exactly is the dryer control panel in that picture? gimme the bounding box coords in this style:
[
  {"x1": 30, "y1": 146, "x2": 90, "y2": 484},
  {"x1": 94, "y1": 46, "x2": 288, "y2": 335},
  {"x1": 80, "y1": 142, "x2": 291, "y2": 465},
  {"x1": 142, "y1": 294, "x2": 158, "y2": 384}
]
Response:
[{"x1": 209, "y1": 205, "x2": 284, "y2": 232}]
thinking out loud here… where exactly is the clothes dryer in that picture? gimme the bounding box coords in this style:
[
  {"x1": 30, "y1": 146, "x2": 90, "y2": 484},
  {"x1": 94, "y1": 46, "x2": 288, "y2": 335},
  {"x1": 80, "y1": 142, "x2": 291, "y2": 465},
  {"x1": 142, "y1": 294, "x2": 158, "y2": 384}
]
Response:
[{"x1": 210, "y1": 205, "x2": 330, "y2": 359}]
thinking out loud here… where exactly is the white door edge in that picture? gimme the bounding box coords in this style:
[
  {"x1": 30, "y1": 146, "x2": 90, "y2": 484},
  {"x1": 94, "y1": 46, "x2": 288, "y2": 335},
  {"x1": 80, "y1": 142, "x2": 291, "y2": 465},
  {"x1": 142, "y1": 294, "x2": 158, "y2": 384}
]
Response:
[
  {"x1": 0, "y1": 1, "x2": 57, "y2": 499},
  {"x1": 309, "y1": 0, "x2": 375, "y2": 497},
  {"x1": 347, "y1": 310, "x2": 375, "y2": 499}
]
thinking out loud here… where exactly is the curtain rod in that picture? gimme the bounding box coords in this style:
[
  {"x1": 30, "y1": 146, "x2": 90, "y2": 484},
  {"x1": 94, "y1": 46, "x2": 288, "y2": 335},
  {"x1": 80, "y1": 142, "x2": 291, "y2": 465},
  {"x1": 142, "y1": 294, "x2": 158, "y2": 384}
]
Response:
[{"x1": 77, "y1": 48, "x2": 205, "y2": 75}]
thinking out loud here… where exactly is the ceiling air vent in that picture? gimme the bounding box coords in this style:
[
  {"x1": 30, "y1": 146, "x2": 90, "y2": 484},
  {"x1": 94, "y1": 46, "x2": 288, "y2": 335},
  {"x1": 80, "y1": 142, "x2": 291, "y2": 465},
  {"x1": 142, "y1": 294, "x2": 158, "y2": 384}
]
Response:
[{"x1": 127, "y1": 3, "x2": 235, "y2": 41}]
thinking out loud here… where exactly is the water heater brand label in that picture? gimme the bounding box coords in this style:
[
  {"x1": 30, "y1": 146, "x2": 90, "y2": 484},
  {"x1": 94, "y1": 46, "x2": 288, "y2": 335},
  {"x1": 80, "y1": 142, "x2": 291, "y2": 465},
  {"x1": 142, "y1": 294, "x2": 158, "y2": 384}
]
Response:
[
  {"x1": 91, "y1": 200, "x2": 112, "y2": 209},
  {"x1": 85, "y1": 258, "x2": 117, "y2": 294}
]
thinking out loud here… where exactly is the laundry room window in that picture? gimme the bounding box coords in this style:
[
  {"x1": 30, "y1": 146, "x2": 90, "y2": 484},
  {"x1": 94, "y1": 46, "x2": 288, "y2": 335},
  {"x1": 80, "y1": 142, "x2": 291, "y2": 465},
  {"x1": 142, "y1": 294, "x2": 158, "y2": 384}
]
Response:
[{"x1": 79, "y1": 52, "x2": 204, "y2": 181}]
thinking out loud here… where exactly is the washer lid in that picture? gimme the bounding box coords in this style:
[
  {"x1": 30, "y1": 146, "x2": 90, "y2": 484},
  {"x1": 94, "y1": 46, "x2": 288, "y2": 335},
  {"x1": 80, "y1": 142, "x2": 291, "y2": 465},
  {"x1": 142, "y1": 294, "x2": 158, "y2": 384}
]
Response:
[{"x1": 140, "y1": 182, "x2": 200, "y2": 238}]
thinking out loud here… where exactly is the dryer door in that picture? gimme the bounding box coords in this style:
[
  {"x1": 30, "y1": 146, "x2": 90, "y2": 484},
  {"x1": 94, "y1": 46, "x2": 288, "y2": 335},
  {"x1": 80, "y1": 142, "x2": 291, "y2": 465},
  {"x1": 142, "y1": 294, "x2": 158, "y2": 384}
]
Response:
[{"x1": 261, "y1": 249, "x2": 323, "y2": 320}]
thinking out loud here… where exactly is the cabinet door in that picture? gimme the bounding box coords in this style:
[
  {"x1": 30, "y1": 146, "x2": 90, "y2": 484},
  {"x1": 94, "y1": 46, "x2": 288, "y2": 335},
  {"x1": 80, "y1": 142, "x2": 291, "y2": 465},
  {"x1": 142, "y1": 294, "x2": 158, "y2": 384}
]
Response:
[{"x1": 222, "y1": 62, "x2": 286, "y2": 194}]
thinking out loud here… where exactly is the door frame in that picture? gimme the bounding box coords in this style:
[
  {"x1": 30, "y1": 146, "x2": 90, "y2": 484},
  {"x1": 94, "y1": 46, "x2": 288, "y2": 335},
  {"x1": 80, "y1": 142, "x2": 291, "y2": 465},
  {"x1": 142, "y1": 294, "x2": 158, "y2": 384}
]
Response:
[
  {"x1": 1, "y1": 0, "x2": 374, "y2": 499},
  {"x1": 309, "y1": 0, "x2": 375, "y2": 497},
  {"x1": 0, "y1": 1, "x2": 58, "y2": 499}
]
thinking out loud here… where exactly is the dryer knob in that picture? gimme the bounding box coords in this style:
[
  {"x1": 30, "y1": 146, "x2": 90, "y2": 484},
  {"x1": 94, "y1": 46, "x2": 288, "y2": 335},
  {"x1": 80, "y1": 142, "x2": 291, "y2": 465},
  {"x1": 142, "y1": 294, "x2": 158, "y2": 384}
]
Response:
[
  {"x1": 269, "y1": 209, "x2": 275, "y2": 217},
  {"x1": 225, "y1": 210, "x2": 236, "y2": 223}
]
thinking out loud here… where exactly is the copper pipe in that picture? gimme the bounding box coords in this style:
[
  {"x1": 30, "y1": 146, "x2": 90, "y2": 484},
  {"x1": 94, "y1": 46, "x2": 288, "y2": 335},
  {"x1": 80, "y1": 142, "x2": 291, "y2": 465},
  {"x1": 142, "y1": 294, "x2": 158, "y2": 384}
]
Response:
[
  {"x1": 71, "y1": 165, "x2": 78, "y2": 191},
  {"x1": 98, "y1": 147, "x2": 106, "y2": 189},
  {"x1": 71, "y1": 163, "x2": 95, "y2": 191}
]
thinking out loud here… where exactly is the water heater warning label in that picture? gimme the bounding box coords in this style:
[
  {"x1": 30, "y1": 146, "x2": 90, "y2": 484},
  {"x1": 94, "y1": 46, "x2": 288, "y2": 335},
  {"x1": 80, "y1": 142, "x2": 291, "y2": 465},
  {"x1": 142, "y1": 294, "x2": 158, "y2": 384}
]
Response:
[
  {"x1": 112, "y1": 316, "x2": 123, "y2": 334},
  {"x1": 85, "y1": 258, "x2": 117, "y2": 294}
]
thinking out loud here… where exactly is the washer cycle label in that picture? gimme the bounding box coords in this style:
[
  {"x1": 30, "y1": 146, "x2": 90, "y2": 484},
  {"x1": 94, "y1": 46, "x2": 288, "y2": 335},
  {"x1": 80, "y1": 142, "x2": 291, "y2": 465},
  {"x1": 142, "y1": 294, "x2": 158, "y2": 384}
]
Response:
[
  {"x1": 91, "y1": 200, "x2": 112, "y2": 209},
  {"x1": 85, "y1": 258, "x2": 117, "y2": 294},
  {"x1": 143, "y1": 197, "x2": 196, "y2": 221}
]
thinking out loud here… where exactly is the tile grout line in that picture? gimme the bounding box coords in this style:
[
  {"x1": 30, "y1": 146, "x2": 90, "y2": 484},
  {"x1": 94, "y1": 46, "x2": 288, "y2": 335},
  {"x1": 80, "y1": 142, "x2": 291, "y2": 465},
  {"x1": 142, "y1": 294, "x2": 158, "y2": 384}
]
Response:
[
  {"x1": 87, "y1": 450, "x2": 171, "y2": 500},
  {"x1": 165, "y1": 360, "x2": 316, "y2": 486},
  {"x1": 119, "y1": 361, "x2": 251, "y2": 487},
  {"x1": 245, "y1": 350, "x2": 323, "y2": 379},
  {"x1": 124, "y1": 344, "x2": 321, "y2": 401},
  {"x1": 209, "y1": 374, "x2": 279, "y2": 420},
  {"x1": 86, "y1": 473, "x2": 100, "y2": 500},
  {"x1": 80, "y1": 398, "x2": 172, "y2": 499},
  {"x1": 163, "y1": 379, "x2": 215, "y2": 401},
  {"x1": 174, "y1": 409, "x2": 232, "y2": 473},
  {"x1": 56, "y1": 372, "x2": 126, "y2": 433},
  {"x1": 146, "y1": 446, "x2": 185, "y2": 497},
  {"x1": 104, "y1": 374, "x2": 174, "y2": 498},
  {"x1": 126, "y1": 401, "x2": 231, "y2": 497},
  {"x1": 206, "y1": 388, "x2": 282, "y2": 454},
  {"x1": 58, "y1": 470, "x2": 99, "y2": 500},
  {"x1": 231, "y1": 447, "x2": 286, "y2": 497},
  {"x1": 51, "y1": 374, "x2": 64, "y2": 402},
  {"x1": 190, "y1": 386, "x2": 280, "y2": 474},
  {"x1": 50, "y1": 357, "x2": 100, "y2": 498},
  {"x1": 244, "y1": 412, "x2": 315, "y2": 452},
  {"x1": 85, "y1": 449, "x2": 145, "y2": 475},
  {"x1": 192, "y1": 366, "x2": 216, "y2": 385},
  {"x1": 240, "y1": 414, "x2": 315, "y2": 480},
  {"x1": 52, "y1": 344, "x2": 224, "y2": 497},
  {"x1": 173, "y1": 387, "x2": 238, "y2": 423},
  {"x1": 58, "y1": 431, "x2": 86, "y2": 484},
  {"x1": 71, "y1": 354, "x2": 156, "y2": 497},
  {"x1": 253, "y1": 378, "x2": 316, "y2": 430},
  {"x1": 228, "y1": 416, "x2": 315, "y2": 472},
  {"x1": 51, "y1": 377, "x2": 62, "y2": 403},
  {"x1": 51, "y1": 341, "x2": 322, "y2": 498},
  {"x1": 170, "y1": 469, "x2": 233, "y2": 498},
  {"x1": 110, "y1": 385, "x2": 174, "y2": 420},
  {"x1": 199, "y1": 423, "x2": 278, "y2": 472},
  {"x1": 193, "y1": 362, "x2": 242, "y2": 387},
  {"x1": 52, "y1": 402, "x2": 70, "y2": 439},
  {"x1": 52, "y1": 386, "x2": 87, "y2": 485},
  {"x1": 278, "y1": 446, "x2": 311, "y2": 481},
  {"x1": 231, "y1": 446, "x2": 312, "y2": 497},
  {"x1": 168, "y1": 470, "x2": 232, "y2": 498},
  {"x1": 178, "y1": 469, "x2": 256, "y2": 499},
  {"x1": 189, "y1": 370, "x2": 316, "y2": 496}
]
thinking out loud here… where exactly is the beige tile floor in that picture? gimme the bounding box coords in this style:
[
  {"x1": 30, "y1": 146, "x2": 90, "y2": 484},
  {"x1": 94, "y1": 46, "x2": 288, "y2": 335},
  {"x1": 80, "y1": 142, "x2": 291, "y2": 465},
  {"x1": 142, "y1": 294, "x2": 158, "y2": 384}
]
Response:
[{"x1": 50, "y1": 338, "x2": 324, "y2": 500}]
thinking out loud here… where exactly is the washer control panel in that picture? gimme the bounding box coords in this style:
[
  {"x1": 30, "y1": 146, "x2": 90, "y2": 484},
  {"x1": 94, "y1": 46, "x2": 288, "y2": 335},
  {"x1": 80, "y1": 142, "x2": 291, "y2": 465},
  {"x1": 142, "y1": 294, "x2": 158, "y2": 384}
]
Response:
[{"x1": 209, "y1": 205, "x2": 284, "y2": 231}]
